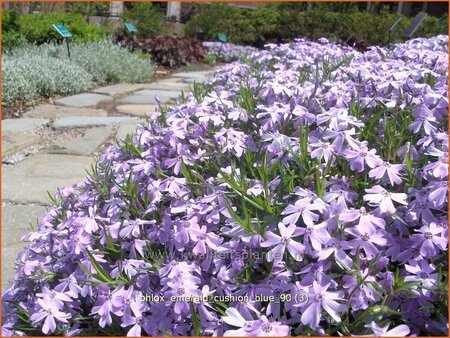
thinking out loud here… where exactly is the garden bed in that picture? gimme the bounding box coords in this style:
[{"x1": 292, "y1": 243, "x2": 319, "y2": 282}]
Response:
[{"x1": 2, "y1": 36, "x2": 448, "y2": 336}]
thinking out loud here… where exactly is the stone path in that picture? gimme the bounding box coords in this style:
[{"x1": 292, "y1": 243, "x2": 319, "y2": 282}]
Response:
[{"x1": 1, "y1": 69, "x2": 216, "y2": 291}]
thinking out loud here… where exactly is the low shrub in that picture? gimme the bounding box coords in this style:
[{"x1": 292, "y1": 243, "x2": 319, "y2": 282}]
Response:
[
  {"x1": 2, "y1": 47, "x2": 92, "y2": 105},
  {"x1": 115, "y1": 35, "x2": 205, "y2": 67},
  {"x1": 56, "y1": 39, "x2": 152, "y2": 84},
  {"x1": 2, "y1": 40, "x2": 152, "y2": 105},
  {"x1": 15, "y1": 12, "x2": 108, "y2": 45}
]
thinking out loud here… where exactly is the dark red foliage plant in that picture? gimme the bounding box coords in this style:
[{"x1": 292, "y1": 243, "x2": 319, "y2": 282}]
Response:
[{"x1": 115, "y1": 34, "x2": 206, "y2": 67}]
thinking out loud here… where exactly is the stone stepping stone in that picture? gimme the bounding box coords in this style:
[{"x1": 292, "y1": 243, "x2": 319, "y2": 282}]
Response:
[
  {"x1": 2, "y1": 241, "x2": 28, "y2": 291},
  {"x1": 2, "y1": 154, "x2": 94, "y2": 205},
  {"x1": 115, "y1": 104, "x2": 159, "y2": 117},
  {"x1": 45, "y1": 127, "x2": 115, "y2": 156},
  {"x1": 172, "y1": 71, "x2": 212, "y2": 83},
  {"x1": 54, "y1": 93, "x2": 113, "y2": 108},
  {"x1": 116, "y1": 122, "x2": 140, "y2": 141},
  {"x1": 119, "y1": 89, "x2": 180, "y2": 105},
  {"x1": 2, "y1": 132, "x2": 41, "y2": 158},
  {"x1": 24, "y1": 104, "x2": 108, "y2": 119},
  {"x1": 53, "y1": 116, "x2": 139, "y2": 130},
  {"x1": 174, "y1": 71, "x2": 213, "y2": 78},
  {"x1": 146, "y1": 81, "x2": 191, "y2": 92},
  {"x1": 2, "y1": 118, "x2": 49, "y2": 133},
  {"x1": 2, "y1": 204, "x2": 47, "y2": 247},
  {"x1": 92, "y1": 83, "x2": 155, "y2": 97}
]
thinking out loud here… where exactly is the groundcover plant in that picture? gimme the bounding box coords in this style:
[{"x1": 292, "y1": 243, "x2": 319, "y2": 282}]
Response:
[{"x1": 2, "y1": 36, "x2": 448, "y2": 336}]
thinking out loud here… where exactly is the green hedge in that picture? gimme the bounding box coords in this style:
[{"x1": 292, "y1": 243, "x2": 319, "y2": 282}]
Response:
[
  {"x1": 185, "y1": 4, "x2": 448, "y2": 46},
  {"x1": 121, "y1": 2, "x2": 167, "y2": 38},
  {"x1": 2, "y1": 10, "x2": 108, "y2": 49}
]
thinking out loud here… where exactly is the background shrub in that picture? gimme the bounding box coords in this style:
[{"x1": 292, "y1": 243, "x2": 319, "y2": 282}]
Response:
[
  {"x1": 121, "y1": 2, "x2": 167, "y2": 38},
  {"x1": 185, "y1": 4, "x2": 447, "y2": 46},
  {"x1": 1, "y1": 9, "x2": 27, "y2": 49},
  {"x1": 14, "y1": 12, "x2": 108, "y2": 45}
]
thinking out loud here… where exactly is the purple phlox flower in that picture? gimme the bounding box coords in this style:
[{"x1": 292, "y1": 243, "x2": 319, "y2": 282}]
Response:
[
  {"x1": 191, "y1": 225, "x2": 223, "y2": 255},
  {"x1": 410, "y1": 222, "x2": 447, "y2": 258},
  {"x1": 222, "y1": 307, "x2": 259, "y2": 336},
  {"x1": 404, "y1": 259, "x2": 438, "y2": 296},
  {"x1": 91, "y1": 285, "x2": 126, "y2": 327},
  {"x1": 302, "y1": 222, "x2": 332, "y2": 252},
  {"x1": 160, "y1": 176, "x2": 187, "y2": 197},
  {"x1": 316, "y1": 107, "x2": 351, "y2": 130},
  {"x1": 423, "y1": 145, "x2": 448, "y2": 179},
  {"x1": 258, "y1": 280, "x2": 291, "y2": 318},
  {"x1": 196, "y1": 285, "x2": 217, "y2": 323},
  {"x1": 342, "y1": 269, "x2": 380, "y2": 311},
  {"x1": 363, "y1": 185, "x2": 407, "y2": 214},
  {"x1": 214, "y1": 128, "x2": 247, "y2": 157},
  {"x1": 171, "y1": 199, "x2": 198, "y2": 215},
  {"x1": 80, "y1": 206, "x2": 103, "y2": 234},
  {"x1": 369, "y1": 322, "x2": 410, "y2": 337},
  {"x1": 343, "y1": 142, "x2": 383, "y2": 172},
  {"x1": 203, "y1": 91, "x2": 234, "y2": 109},
  {"x1": 164, "y1": 144, "x2": 194, "y2": 175},
  {"x1": 323, "y1": 183, "x2": 358, "y2": 209},
  {"x1": 339, "y1": 206, "x2": 386, "y2": 233},
  {"x1": 408, "y1": 192, "x2": 439, "y2": 225},
  {"x1": 425, "y1": 180, "x2": 447, "y2": 208},
  {"x1": 261, "y1": 223, "x2": 305, "y2": 262},
  {"x1": 261, "y1": 132, "x2": 295, "y2": 155},
  {"x1": 292, "y1": 187, "x2": 327, "y2": 210},
  {"x1": 111, "y1": 259, "x2": 151, "y2": 279},
  {"x1": 300, "y1": 281, "x2": 346, "y2": 329},
  {"x1": 251, "y1": 315, "x2": 290, "y2": 336},
  {"x1": 369, "y1": 161, "x2": 404, "y2": 186},
  {"x1": 408, "y1": 104, "x2": 438, "y2": 135},
  {"x1": 198, "y1": 193, "x2": 230, "y2": 224},
  {"x1": 174, "y1": 216, "x2": 201, "y2": 246},
  {"x1": 119, "y1": 219, "x2": 155, "y2": 239},
  {"x1": 69, "y1": 229, "x2": 91, "y2": 255},
  {"x1": 297, "y1": 261, "x2": 335, "y2": 287},
  {"x1": 397, "y1": 141, "x2": 419, "y2": 162},
  {"x1": 345, "y1": 226, "x2": 387, "y2": 258},
  {"x1": 30, "y1": 298, "x2": 70, "y2": 334},
  {"x1": 55, "y1": 274, "x2": 83, "y2": 299},
  {"x1": 292, "y1": 105, "x2": 316, "y2": 125},
  {"x1": 131, "y1": 158, "x2": 155, "y2": 179},
  {"x1": 322, "y1": 127, "x2": 359, "y2": 153},
  {"x1": 163, "y1": 278, "x2": 201, "y2": 315},
  {"x1": 229, "y1": 107, "x2": 249, "y2": 122},
  {"x1": 256, "y1": 103, "x2": 290, "y2": 130},
  {"x1": 281, "y1": 198, "x2": 321, "y2": 227},
  {"x1": 317, "y1": 238, "x2": 353, "y2": 270},
  {"x1": 121, "y1": 298, "x2": 149, "y2": 337},
  {"x1": 36, "y1": 286, "x2": 73, "y2": 310},
  {"x1": 159, "y1": 260, "x2": 200, "y2": 280},
  {"x1": 247, "y1": 181, "x2": 264, "y2": 197},
  {"x1": 310, "y1": 140, "x2": 335, "y2": 163}
]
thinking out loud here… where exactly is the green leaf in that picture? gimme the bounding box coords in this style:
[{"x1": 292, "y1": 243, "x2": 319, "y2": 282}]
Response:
[{"x1": 190, "y1": 303, "x2": 201, "y2": 336}]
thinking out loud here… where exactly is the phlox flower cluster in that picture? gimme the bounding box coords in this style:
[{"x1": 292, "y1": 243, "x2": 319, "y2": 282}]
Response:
[
  {"x1": 203, "y1": 41, "x2": 259, "y2": 62},
  {"x1": 2, "y1": 36, "x2": 448, "y2": 336}
]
